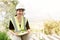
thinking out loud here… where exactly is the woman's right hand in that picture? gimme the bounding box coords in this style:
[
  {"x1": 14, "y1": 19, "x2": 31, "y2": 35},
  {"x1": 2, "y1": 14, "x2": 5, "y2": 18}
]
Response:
[
  {"x1": 9, "y1": 30, "x2": 18, "y2": 36},
  {"x1": 13, "y1": 32, "x2": 18, "y2": 36}
]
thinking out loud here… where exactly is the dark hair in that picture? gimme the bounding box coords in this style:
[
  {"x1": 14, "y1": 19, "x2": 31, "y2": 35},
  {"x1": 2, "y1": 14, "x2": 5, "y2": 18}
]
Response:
[
  {"x1": 15, "y1": 13, "x2": 25, "y2": 16},
  {"x1": 16, "y1": 9, "x2": 25, "y2": 11}
]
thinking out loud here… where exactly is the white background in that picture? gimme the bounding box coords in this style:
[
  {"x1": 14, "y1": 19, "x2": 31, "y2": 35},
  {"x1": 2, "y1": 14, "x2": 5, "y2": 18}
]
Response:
[
  {"x1": 18, "y1": 0, "x2": 60, "y2": 20},
  {"x1": 17, "y1": 0, "x2": 60, "y2": 29}
]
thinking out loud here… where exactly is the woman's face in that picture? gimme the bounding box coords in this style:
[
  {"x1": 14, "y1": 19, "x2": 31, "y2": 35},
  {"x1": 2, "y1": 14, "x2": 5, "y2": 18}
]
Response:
[{"x1": 16, "y1": 9, "x2": 24, "y2": 16}]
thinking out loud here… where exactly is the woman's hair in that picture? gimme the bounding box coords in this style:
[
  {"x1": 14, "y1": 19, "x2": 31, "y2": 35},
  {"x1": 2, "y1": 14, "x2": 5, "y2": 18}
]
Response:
[
  {"x1": 16, "y1": 9, "x2": 25, "y2": 11},
  {"x1": 15, "y1": 13, "x2": 25, "y2": 16}
]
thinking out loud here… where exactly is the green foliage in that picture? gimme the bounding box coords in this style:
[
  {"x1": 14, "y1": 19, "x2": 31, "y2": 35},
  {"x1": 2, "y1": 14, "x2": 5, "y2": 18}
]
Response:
[{"x1": 0, "y1": 32, "x2": 10, "y2": 40}]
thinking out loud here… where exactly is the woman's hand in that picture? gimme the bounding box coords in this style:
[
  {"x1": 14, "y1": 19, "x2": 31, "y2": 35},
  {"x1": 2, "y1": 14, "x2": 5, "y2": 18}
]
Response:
[
  {"x1": 27, "y1": 29, "x2": 31, "y2": 34},
  {"x1": 13, "y1": 32, "x2": 18, "y2": 36},
  {"x1": 9, "y1": 30, "x2": 18, "y2": 36}
]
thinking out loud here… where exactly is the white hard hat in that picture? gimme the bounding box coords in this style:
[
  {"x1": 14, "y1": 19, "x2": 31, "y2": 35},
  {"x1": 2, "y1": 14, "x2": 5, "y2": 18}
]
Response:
[{"x1": 16, "y1": 3, "x2": 25, "y2": 10}]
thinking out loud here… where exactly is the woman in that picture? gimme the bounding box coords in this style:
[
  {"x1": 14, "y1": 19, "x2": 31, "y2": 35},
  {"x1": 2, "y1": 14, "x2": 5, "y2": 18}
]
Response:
[{"x1": 9, "y1": 3, "x2": 30, "y2": 40}]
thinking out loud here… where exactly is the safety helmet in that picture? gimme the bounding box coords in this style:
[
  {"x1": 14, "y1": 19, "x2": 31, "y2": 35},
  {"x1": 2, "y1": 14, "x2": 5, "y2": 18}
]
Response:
[{"x1": 16, "y1": 3, "x2": 25, "y2": 10}]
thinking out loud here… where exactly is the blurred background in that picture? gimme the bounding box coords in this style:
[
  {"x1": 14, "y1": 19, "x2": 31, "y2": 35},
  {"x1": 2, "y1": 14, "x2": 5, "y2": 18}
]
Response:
[{"x1": 0, "y1": 0, "x2": 60, "y2": 40}]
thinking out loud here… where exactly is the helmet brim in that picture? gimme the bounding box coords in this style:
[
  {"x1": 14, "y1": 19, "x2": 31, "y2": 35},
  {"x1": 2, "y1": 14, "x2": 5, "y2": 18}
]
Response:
[{"x1": 16, "y1": 8, "x2": 25, "y2": 11}]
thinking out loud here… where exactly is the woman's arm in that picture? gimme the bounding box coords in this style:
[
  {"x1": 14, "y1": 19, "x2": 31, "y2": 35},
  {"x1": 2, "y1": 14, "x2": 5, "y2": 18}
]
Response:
[
  {"x1": 9, "y1": 30, "x2": 18, "y2": 36},
  {"x1": 9, "y1": 21, "x2": 14, "y2": 30},
  {"x1": 26, "y1": 21, "x2": 30, "y2": 29},
  {"x1": 26, "y1": 21, "x2": 31, "y2": 33},
  {"x1": 9, "y1": 21, "x2": 18, "y2": 35}
]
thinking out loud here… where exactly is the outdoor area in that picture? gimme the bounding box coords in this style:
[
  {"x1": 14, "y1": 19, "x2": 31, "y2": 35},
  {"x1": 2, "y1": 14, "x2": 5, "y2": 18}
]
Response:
[{"x1": 0, "y1": 0, "x2": 60, "y2": 40}]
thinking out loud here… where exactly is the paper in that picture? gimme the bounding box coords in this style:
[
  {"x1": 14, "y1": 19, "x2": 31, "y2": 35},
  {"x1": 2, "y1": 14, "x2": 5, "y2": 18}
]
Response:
[{"x1": 17, "y1": 31, "x2": 28, "y2": 36}]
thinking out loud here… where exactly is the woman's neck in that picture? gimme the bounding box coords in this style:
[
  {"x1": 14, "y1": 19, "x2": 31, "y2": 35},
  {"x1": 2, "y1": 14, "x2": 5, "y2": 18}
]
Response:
[
  {"x1": 16, "y1": 15, "x2": 22, "y2": 23},
  {"x1": 17, "y1": 15, "x2": 22, "y2": 19}
]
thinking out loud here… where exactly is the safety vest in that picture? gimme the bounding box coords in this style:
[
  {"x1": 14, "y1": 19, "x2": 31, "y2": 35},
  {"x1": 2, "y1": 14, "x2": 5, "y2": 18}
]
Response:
[{"x1": 10, "y1": 16, "x2": 28, "y2": 33}]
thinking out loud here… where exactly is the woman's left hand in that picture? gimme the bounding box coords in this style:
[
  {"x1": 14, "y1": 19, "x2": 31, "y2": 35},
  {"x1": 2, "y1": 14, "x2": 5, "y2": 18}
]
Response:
[{"x1": 27, "y1": 29, "x2": 30, "y2": 34}]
